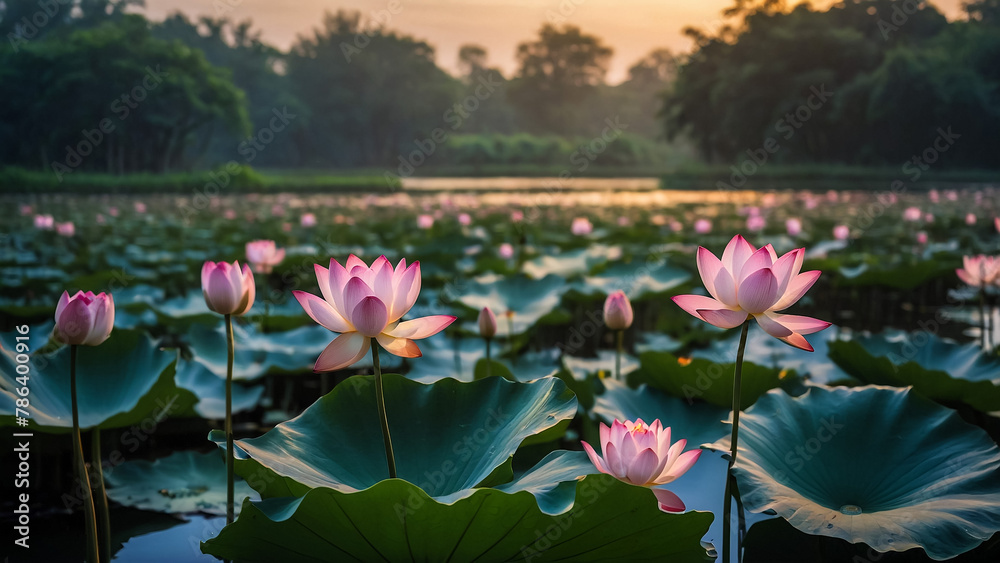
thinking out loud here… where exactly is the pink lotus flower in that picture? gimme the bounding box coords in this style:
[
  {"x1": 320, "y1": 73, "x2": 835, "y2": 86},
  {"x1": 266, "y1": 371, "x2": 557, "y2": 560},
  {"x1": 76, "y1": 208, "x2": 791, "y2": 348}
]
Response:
[
  {"x1": 293, "y1": 255, "x2": 456, "y2": 371},
  {"x1": 224, "y1": 209, "x2": 237, "y2": 220},
  {"x1": 498, "y1": 243, "x2": 514, "y2": 259},
  {"x1": 202, "y1": 261, "x2": 255, "y2": 316},
  {"x1": 96, "y1": 214, "x2": 106, "y2": 225},
  {"x1": 603, "y1": 290, "x2": 634, "y2": 330},
  {"x1": 582, "y1": 418, "x2": 701, "y2": 512},
  {"x1": 670, "y1": 220, "x2": 683, "y2": 233},
  {"x1": 672, "y1": 235, "x2": 831, "y2": 351},
  {"x1": 785, "y1": 218, "x2": 802, "y2": 237},
  {"x1": 957, "y1": 255, "x2": 999, "y2": 287},
  {"x1": 56, "y1": 222, "x2": 75, "y2": 237},
  {"x1": 478, "y1": 307, "x2": 497, "y2": 338},
  {"x1": 929, "y1": 189, "x2": 940, "y2": 203},
  {"x1": 916, "y1": 231, "x2": 928, "y2": 245},
  {"x1": 458, "y1": 213, "x2": 472, "y2": 226},
  {"x1": 617, "y1": 216, "x2": 630, "y2": 227},
  {"x1": 134, "y1": 202, "x2": 147, "y2": 214},
  {"x1": 109, "y1": 207, "x2": 119, "y2": 217},
  {"x1": 19, "y1": 204, "x2": 32, "y2": 216},
  {"x1": 746, "y1": 215, "x2": 766, "y2": 232},
  {"x1": 34, "y1": 214, "x2": 54, "y2": 230},
  {"x1": 694, "y1": 219, "x2": 712, "y2": 234},
  {"x1": 417, "y1": 214, "x2": 434, "y2": 229},
  {"x1": 571, "y1": 217, "x2": 593, "y2": 236},
  {"x1": 965, "y1": 213, "x2": 977, "y2": 226},
  {"x1": 301, "y1": 213, "x2": 317, "y2": 227},
  {"x1": 903, "y1": 207, "x2": 922, "y2": 222},
  {"x1": 833, "y1": 225, "x2": 849, "y2": 240},
  {"x1": 511, "y1": 210, "x2": 524, "y2": 223},
  {"x1": 55, "y1": 291, "x2": 115, "y2": 346},
  {"x1": 995, "y1": 217, "x2": 999, "y2": 233},
  {"x1": 245, "y1": 240, "x2": 285, "y2": 274}
]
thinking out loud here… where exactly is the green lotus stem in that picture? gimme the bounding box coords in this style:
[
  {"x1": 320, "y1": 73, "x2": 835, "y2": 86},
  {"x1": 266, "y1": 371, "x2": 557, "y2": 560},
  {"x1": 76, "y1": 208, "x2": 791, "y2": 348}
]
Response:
[
  {"x1": 70, "y1": 345, "x2": 100, "y2": 563},
  {"x1": 723, "y1": 319, "x2": 750, "y2": 563},
  {"x1": 980, "y1": 289, "x2": 990, "y2": 351},
  {"x1": 371, "y1": 338, "x2": 397, "y2": 479},
  {"x1": 91, "y1": 429, "x2": 111, "y2": 563},
  {"x1": 485, "y1": 338, "x2": 492, "y2": 379},
  {"x1": 225, "y1": 314, "x2": 235, "y2": 525},
  {"x1": 615, "y1": 330, "x2": 624, "y2": 380}
]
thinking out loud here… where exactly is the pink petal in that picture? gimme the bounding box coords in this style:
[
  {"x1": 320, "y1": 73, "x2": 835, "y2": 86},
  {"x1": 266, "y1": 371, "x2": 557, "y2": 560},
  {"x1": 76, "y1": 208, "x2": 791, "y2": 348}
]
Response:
[
  {"x1": 314, "y1": 332, "x2": 370, "y2": 372},
  {"x1": 957, "y1": 269, "x2": 978, "y2": 286},
  {"x1": 293, "y1": 291, "x2": 352, "y2": 332},
  {"x1": 605, "y1": 441, "x2": 625, "y2": 479},
  {"x1": 342, "y1": 277, "x2": 375, "y2": 315},
  {"x1": 206, "y1": 265, "x2": 240, "y2": 314},
  {"x1": 713, "y1": 268, "x2": 738, "y2": 307},
  {"x1": 386, "y1": 315, "x2": 455, "y2": 339},
  {"x1": 698, "y1": 308, "x2": 749, "y2": 329},
  {"x1": 599, "y1": 422, "x2": 610, "y2": 452},
  {"x1": 609, "y1": 419, "x2": 629, "y2": 448},
  {"x1": 201, "y1": 262, "x2": 214, "y2": 293},
  {"x1": 737, "y1": 268, "x2": 779, "y2": 314},
  {"x1": 762, "y1": 244, "x2": 778, "y2": 262},
  {"x1": 372, "y1": 260, "x2": 394, "y2": 305},
  {"x1": 737, "y1": 246, "x2": 775, "y2": 285},
  {"x1": 235, "y1": 264, "x2": 255, "y2": 316},
  {"x1": 771, "y1": 270, "x2": 821, "y2": 311},
  {"x1": 375, "y1": 334, "x2": 422, "y2": 358},
  {"x1": 345, "y1": 254, "x2": 367, "y2": 270},
  {"x1": 753, "y1": 312, "x2": 793, "y2": 338},
  {"x1": 581, "y1": 441, "x2": 609, "y2": 474},
  {"x1": 55, "y1": 290, "x2": 71, "y2": 322},
  {"x1": 328, "y1": 259, "x2": 351, "y2": 314},
  {"x1": 314, "y1": 264, "x2": 335, "y2": 305},
  {"x1": 653, "y1": 488, "x2": 686, "y2": 513},
  {"x1": 351, "y1": 296, "x2": 389, "y2": 337},
  {"x1": 721, "y1": 235, "x2": 755, "y2": 277},
  {"x1": 626, "y1": 448, "x2": 661, "y2": 486},
  {"x1": 659, "y1": 449, "x2": 702, "y2": 483},
  {"x1": 390, "y1": 262, "x2": 420, "y2": 322},
  {"x1": 83, "y1": 294, "x2": 114, "y2": 346},
  {"x1": 672, "y1": 294, "x2": 729, "y2": 320},
  {"x1": 58, "y1": 297, "x2": 94, "y2": 345},
  {"x1": 696, "y1": 247, "x2": 725, "y2": 302},
  {"x1": 766, "y1": 312, "x2": 831, "y2": 335}
]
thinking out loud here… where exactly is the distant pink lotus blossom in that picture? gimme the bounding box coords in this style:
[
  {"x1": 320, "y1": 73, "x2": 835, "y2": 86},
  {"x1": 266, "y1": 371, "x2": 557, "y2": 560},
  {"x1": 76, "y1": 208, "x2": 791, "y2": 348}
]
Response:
[
  {"x1": 746, "y1": 215, "x2": 766, "y2": 232},
  {"x1": 582, "y1": 418, "x2": 701, "y2": 512},
  {"x1": 511, "y1": 210, "x2": 524, "y2": 223},
  {"x1": 603, "y1": 291, "x2": 634, "y2": 330},
  {"x1": 956, "y1": 255, "x2": 999, "y2": 287},
  {"x1": 945, "y1": 190, "x2": 958, "y2": 201},
  {"x1": 498, "y1": 243, "x2": 514, "y2": 259},
  {"x1": 55, "y1": 291, "x2": 114, "y2": 346},
  {"x1": 694, "y1": 219, "x2": 712, "y2": 234},
  {"x1": 670, "y1": 220, "x2": 683, "y2": 232},
  {"x1": 617, "y1": 216, "x2": 630, "y2": 227},
  {"x1": 300, "y1": 213, "x2": 317, "y2": 227},
  {"x1": 903, "y1": 207, "x2": 922, "y2": 222},
  {"x1": 458, "y1": 213, "x2": 472, "y2": 226},
  {"x1": 282, "y1": 222, "x2": 292, "y2": 232},
  {"x1": 478, "y1": 307, "x2": 497, "y2": 339},
  {"x1": 995, "y1": 217, "x2": 1000, "y2": 233},
  {"x1": 34, "y1": 214, "x2": 54, "y2": 229},
  {"x1": 417, "y1": 214, "x2": 434, "y2": 229},
  {"x1": 293, "y1": 255, "x2": 456, "y2": 371},
  {"x1": 916, "y1": 231, "x2": 928, "y2": 245},
  {"x1": 571, "y1": 217, "x2": 593, "y2": 236},
  {"x1": 826, "y1": 190, "x2": 838, "y2": 202},
  {"x1": 19, "y1": 205, "x2": 32, "y2": 216},
  {"x1": 650, "y1": 214, "x2": 667, "y2": 226},
  {"x1": 56, "y1": 222, "x2": 75, "y2": 237},
  {"x1": 224, "y1": 209, "x2": 237, "y2": 220},
  {"x1": 109, "y1": 207, "x2": 119, "y2": 217},
  {"x1": 271, "y1": 204, "x2": 285, "y2": 217},
  {"x1": 245, "y1": 240, "x2": 286, "y2": 274},
  {"x1": 96, "y1": 214, "x2": 106, "y2": 225},
  {"x1": 929, "y1": 189, "x2": 940, "y2": 203},
  {"x1": 672, "y1": 235, "x2": 831, "y2": 351},
  {"x1": 785, "y1": 218, "x2": 802, "y2": 237},
  {"x1": 134, "y1": 202, "x2": 147, "y2": 214},
  {"x1": 966, "y1": 214, "x2": 977, "y2": 226},
  {"x1": 833, "y1": 225, "x2": 849, "y2": 240},
  {"x1": 924, "y1": 213, "x2": 934, "y2": 223}
]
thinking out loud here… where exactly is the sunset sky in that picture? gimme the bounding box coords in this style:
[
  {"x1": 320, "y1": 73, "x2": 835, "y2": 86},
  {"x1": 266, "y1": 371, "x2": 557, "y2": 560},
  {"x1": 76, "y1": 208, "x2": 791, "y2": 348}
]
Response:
[{"x1": 141, "y1": 0, "x2": 967, "y2": 83}]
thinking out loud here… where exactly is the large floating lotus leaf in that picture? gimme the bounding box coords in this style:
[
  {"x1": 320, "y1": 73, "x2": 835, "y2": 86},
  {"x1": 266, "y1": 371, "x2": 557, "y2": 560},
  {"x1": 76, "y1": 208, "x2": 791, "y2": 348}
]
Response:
[
  {"x1": 578, "y1": 260, "x2": 691, "y2": 299},
  {"x1": 186, "y1": 322, "x2": 335, "y2": 380},
  {"x1": 456, "y1": 273, "x2": 569, "y2": 335},
  {"x1": 403, "y1": 335, "x2": 484, "y2": 383},
  {"x1": 709, "y1": 385, "x2": 1000, "y2": 561},
  {"x1": 202, "y1": 472, "x2": 714, "y2": 562},
  {"x1": 828, "y1": 330, "x2": 1000, "y2": 412},
  {"x1": 694, "y1": 324, "x2": 852, "y2": 385},
  {"x1": 106, "y1": 450, "x2": 259, "y2": 515},
  {"x1": 836, "y1": 260, "x2": 955, "y2": 290},
  {"x1": 220, "y1": 374, "x2": 577, "y2": 498},
  {"x1": 521, "y1": 245, "x2": 620, "y2": 279},
  {"x1": 593, "y1": 380, "x2": 728, "y2": 448},
  {"x1": 174, "y1": 358, "x2": 265, "y2": 419},
  {"x1": 629, "y1": 351, "x2": 795, "y2": 409},
  {"x1": 0, "y1": 329, "x2": 197, "y2": 432}
]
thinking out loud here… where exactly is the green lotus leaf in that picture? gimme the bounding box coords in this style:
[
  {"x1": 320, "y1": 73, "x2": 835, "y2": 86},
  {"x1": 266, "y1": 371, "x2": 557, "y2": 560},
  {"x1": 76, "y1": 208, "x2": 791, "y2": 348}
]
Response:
[
  {"x1": 629, "y1": 350, "x2": 795, "y2": 409},
  {"x1": 201, "y1": 471, "x2": 714, "y2": 562},
  {"x1": 0, "y1": 329, "x2": 197, "y2": 432},
  {"x1": 837, "y1": 260, "x2": 955, "y2": 290},
  {"x1": 106, "y1": 450, "x2": 259, "y2": 515},
  {"x1": 562, "y1": 350, "x2": 639, "y2": 382},
  {"x1": 828, "y1": 330, "x2": 1000, "y2": 412},
  {"x1": 216, "y1": 374, "x2": 577, "y2": 499},
  {"x1": 694, "y1": 324, "x2": 852, "y2": 385},
  {"x1": 174, "y1": 357, "x2": 265, "y2": 419},
  {"x1": 403, "y1": 335, "x2": 484, "y2": 383},
  {"x1": 709, "y1": 385, "x2": 1000, "y2": 561},
  {"x1": 578, "y1": 260, "x2": 691, "y2": 299},
  {"x1": 186, "y1": 322, "x2": 335, "y2": 380},
  {"x1": 593, "y1": 380, "x2": 728, "y2": 448},
  {"x1": 456, "y1": 273, "x2": 569, "y2": 335}
]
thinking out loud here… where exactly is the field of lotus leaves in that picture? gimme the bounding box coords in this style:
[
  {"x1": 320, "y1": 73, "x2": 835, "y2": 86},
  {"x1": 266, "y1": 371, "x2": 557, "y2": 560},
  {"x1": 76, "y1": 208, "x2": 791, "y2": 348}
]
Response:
[{"x1": 2, "y1": 185, "x2": 1000, "y2": 562}]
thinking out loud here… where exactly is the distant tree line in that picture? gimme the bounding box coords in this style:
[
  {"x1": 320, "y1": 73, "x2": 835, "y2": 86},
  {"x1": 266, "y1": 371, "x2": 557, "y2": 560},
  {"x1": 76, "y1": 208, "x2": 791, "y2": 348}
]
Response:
[{"x1": 664, "y1": 0, "x2": 1000, "y2": 168}]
